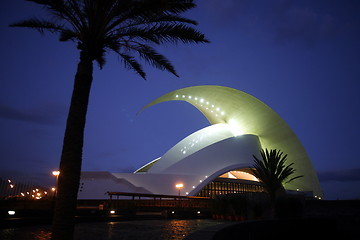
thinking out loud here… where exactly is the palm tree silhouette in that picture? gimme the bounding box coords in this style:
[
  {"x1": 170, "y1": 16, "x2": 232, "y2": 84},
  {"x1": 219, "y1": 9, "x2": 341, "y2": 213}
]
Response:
[
  {"x1": 251, "y1": 149, "x2": 303, "y2": 203},
  {"x1": 10, "y1": 1, "x2": 208, "y2": 239}
]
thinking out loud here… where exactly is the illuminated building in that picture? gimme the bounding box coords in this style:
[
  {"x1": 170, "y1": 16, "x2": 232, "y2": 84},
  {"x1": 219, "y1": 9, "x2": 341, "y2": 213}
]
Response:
[{"x1": 78, "y1": 86, "x2": 322, "y2": 199}]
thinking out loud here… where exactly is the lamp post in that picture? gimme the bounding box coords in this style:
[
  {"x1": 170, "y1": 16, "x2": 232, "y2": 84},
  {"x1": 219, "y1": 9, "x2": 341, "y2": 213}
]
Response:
[
  {"x1": 175, "y1": 183, "x2": 184, "y2": 196},
  {"x1": 52, "y1": 170, "x2": 60, "y2": 197}
]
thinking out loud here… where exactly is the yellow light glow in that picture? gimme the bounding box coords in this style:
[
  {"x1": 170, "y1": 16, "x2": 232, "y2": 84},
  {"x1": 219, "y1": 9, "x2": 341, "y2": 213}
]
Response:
[
  {"x1": 219, "y1": 170, "x2": 259, "y2": 182},
  {"x1": 110, "y1": 210, "x2": 115, "y2": 214},
  {"x1": 175, "y1": 183, "x2": 184, "y2": 189},
  {"x1": 52, "y1": 170, "x2": 60, "y2": 176},
  {"x1": 227, "y1": 119, "x2": 243, "y2": 136}
]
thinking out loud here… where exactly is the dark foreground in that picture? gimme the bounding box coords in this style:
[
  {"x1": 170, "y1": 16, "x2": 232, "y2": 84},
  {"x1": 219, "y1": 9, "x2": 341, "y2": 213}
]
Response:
[
  {"x1": 210, "y1": 217, "x2": 360, "y2": 240},
  {"x1": 0, "y1": 219, "x2": 224, "y2": 240}
]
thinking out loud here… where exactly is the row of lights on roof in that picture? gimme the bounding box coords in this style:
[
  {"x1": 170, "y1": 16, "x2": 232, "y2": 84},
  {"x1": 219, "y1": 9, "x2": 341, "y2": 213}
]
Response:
[
  {"x1": 175, "y1": 94, "x2": 225, "y2": 116},
  {"x1": 180, "y1": 133, "x2": 211, "y2": 155},
  {"x1": 175, "y1": 176, "x2": 208, "y2": 196}
]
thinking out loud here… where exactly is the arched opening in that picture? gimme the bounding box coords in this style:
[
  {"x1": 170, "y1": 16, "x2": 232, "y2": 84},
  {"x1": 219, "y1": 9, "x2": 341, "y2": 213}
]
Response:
[{"x1": 196, "y1": 168, "x2": 264, "y2": 198}]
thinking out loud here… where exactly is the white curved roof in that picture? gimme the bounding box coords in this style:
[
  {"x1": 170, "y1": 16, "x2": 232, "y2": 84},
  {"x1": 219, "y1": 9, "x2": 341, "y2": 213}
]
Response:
[
  {"x1": 141, "y1": 85, "x2": 322, "y2": 197},
  {"x1": 148, "y1": 123, "x2": 235, "y2": 173}
]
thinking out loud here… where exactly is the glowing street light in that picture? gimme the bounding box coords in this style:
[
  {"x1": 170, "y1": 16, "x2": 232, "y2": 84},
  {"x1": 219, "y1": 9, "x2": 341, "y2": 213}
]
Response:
[
  {"x1": 52, "y1": 170, "x2": 60, "y2": 197},
  {"x1": 175, "y1": 183, "x2": 184, "y2": 196}
]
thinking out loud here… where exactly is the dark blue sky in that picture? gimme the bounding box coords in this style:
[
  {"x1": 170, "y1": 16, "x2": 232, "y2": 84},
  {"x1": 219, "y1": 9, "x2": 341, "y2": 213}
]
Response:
[{"x1": 1, "y1": 0, "x2": 360, "y2": 200}]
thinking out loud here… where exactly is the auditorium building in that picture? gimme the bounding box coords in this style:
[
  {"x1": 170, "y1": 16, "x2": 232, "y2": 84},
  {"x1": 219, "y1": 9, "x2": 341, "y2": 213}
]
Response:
[{"x1": 78, "y1": 86, "x2": 322, "y2": 199}]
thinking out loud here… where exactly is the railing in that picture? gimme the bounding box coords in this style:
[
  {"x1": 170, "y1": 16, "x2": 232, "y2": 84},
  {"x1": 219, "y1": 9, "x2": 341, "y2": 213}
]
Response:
[{"x1": 106, "y1": 192, "x2": 212, "y2": 211}]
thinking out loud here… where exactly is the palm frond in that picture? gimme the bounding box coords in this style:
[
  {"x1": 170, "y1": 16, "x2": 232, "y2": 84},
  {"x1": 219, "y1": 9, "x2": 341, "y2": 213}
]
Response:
[
  {"x1": 59, "y1": 29, "x2": 78, "y2": 41},
  {"x1": 114, "y1": 23, "x2": 209, "y2": 45},
  {"x1": 13, "y1": 0, "x2": 208, "y2": 77},
  {"x1": 132, "y1": 44, "x2": 179, "y2": 77},
  {"x1": 9, "y1": 18, "x2": 65, "y2": 34},
  {"x1": 252, "y1": 149, "x2": 303, "y2": 198},
  {"x1": 118, "y1": 53, "x2": 146, "y2": 79},
  {"x1": 149, "y1": 23, "x2": 209, "y2": 44}
]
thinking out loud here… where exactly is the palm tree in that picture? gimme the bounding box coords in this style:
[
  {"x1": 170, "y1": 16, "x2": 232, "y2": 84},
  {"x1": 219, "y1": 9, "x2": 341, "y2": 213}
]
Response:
[
  {"x1": 251, "y1": 149, "x2": 303, "y2": 203},
  {"x1": 10, "y1": 1, "x2": 208, "y2": 239}
]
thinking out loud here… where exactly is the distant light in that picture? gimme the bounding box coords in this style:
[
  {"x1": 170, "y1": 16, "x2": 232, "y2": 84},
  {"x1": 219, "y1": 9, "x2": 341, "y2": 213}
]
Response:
[
  {"x1": 206, "y1": 102, "x2": 209, "y2": 105},
  {"x1": 175, "y1": 183, "x2": 184, "y2": 189},
  {"x1": 199, "y1": 180, "x2": 202, "y2": 183},
  {"x1": 197, "y1": 211, "x2": 201, "y2": 214},
  {"x1": 195, "y1": 97, "x2": 198, "y2": 100},
  {"x1": 211, "y1": 105, "x2": 214, "y2": 107},
  {"x1": 52, "y1": 170, "x2": 60, "y2": 176},
  {"x1": 216, "y1": 108, "x2": 220, "y2": 111},
  {"x1": 110, "y1": 210, "x2": 115, "y2": 214},
  {"x1": 172, "y1": 211, "x2": 175, "y2": 214},
  {"x1": 192, "y1": 186, "x2": 195, "y2": 189},
  {"x1": 185, "y1": 192, "x2": 189, "y2": 195},
  {"x1": 182, "y1": 95, "x2": 185, "y2": 98},
  {"x1": 221, "y1": 111, "x2": 224, "y2": 115},
  {"x1": 8, "y1": 211, "x2": 15, "y2": 216},
  {"x1": 175, "y1": 95, "x2": 179, "y2": 98},
  {"x1": 200, "y1": 99, "x2": 204, "y2": 103},
  {"x1": 188, "y1": 96, "x2": 192, "y2": 99}
]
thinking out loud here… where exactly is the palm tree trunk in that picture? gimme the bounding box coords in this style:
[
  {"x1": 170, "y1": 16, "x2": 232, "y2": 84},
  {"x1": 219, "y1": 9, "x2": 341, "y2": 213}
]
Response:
[{"x1": 52, "y1": 51, "x2": 93, "y2": 240}]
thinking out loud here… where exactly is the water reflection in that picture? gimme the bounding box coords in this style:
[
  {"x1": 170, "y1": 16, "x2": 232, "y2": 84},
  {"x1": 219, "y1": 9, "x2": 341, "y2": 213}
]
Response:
[
  {"x1": 0, "y1": 219, "x2": 221, "y2": 240},
  {"x1": 0, "y1": 226, "x2": 52, "y2": 240},
  {"x1": 161, "y1": 220, "x2": 193, "y2": 240}
]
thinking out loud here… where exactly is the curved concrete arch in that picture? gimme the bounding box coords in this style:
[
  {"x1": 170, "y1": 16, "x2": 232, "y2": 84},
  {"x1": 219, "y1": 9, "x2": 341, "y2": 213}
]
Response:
[{"x1": 142, "y1": 85, "x2": 322, "y2": 197}]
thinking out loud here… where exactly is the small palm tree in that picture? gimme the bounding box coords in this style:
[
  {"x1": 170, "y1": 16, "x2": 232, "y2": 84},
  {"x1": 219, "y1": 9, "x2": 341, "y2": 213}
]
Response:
[
  {"x1": 251, "y1": 149, "x2": 303, "y2": 203},
  {"x1": 10, "y1": 1, "x2": 208, "y2": 239}
]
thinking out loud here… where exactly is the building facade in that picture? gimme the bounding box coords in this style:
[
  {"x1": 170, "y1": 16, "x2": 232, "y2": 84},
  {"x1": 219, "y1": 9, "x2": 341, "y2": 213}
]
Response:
[{"x1": 78, "y1": 86, "x2": 322, "y2": 199}]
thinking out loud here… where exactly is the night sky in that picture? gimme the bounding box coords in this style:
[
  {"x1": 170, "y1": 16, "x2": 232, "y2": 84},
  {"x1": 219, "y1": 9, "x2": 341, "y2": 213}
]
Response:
[{"x1": 1, "y1": 0, "x2": 360, "y2": 200}]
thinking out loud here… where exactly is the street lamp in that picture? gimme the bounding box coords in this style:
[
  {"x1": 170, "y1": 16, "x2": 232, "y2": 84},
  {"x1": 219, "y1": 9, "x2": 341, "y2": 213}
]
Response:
[
  {"x1": 52, "y1": 170, "x2": 60, "y2": 197},
  {"x1": 175, "y1": 183, "x2": 184, "y2": 196}
]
